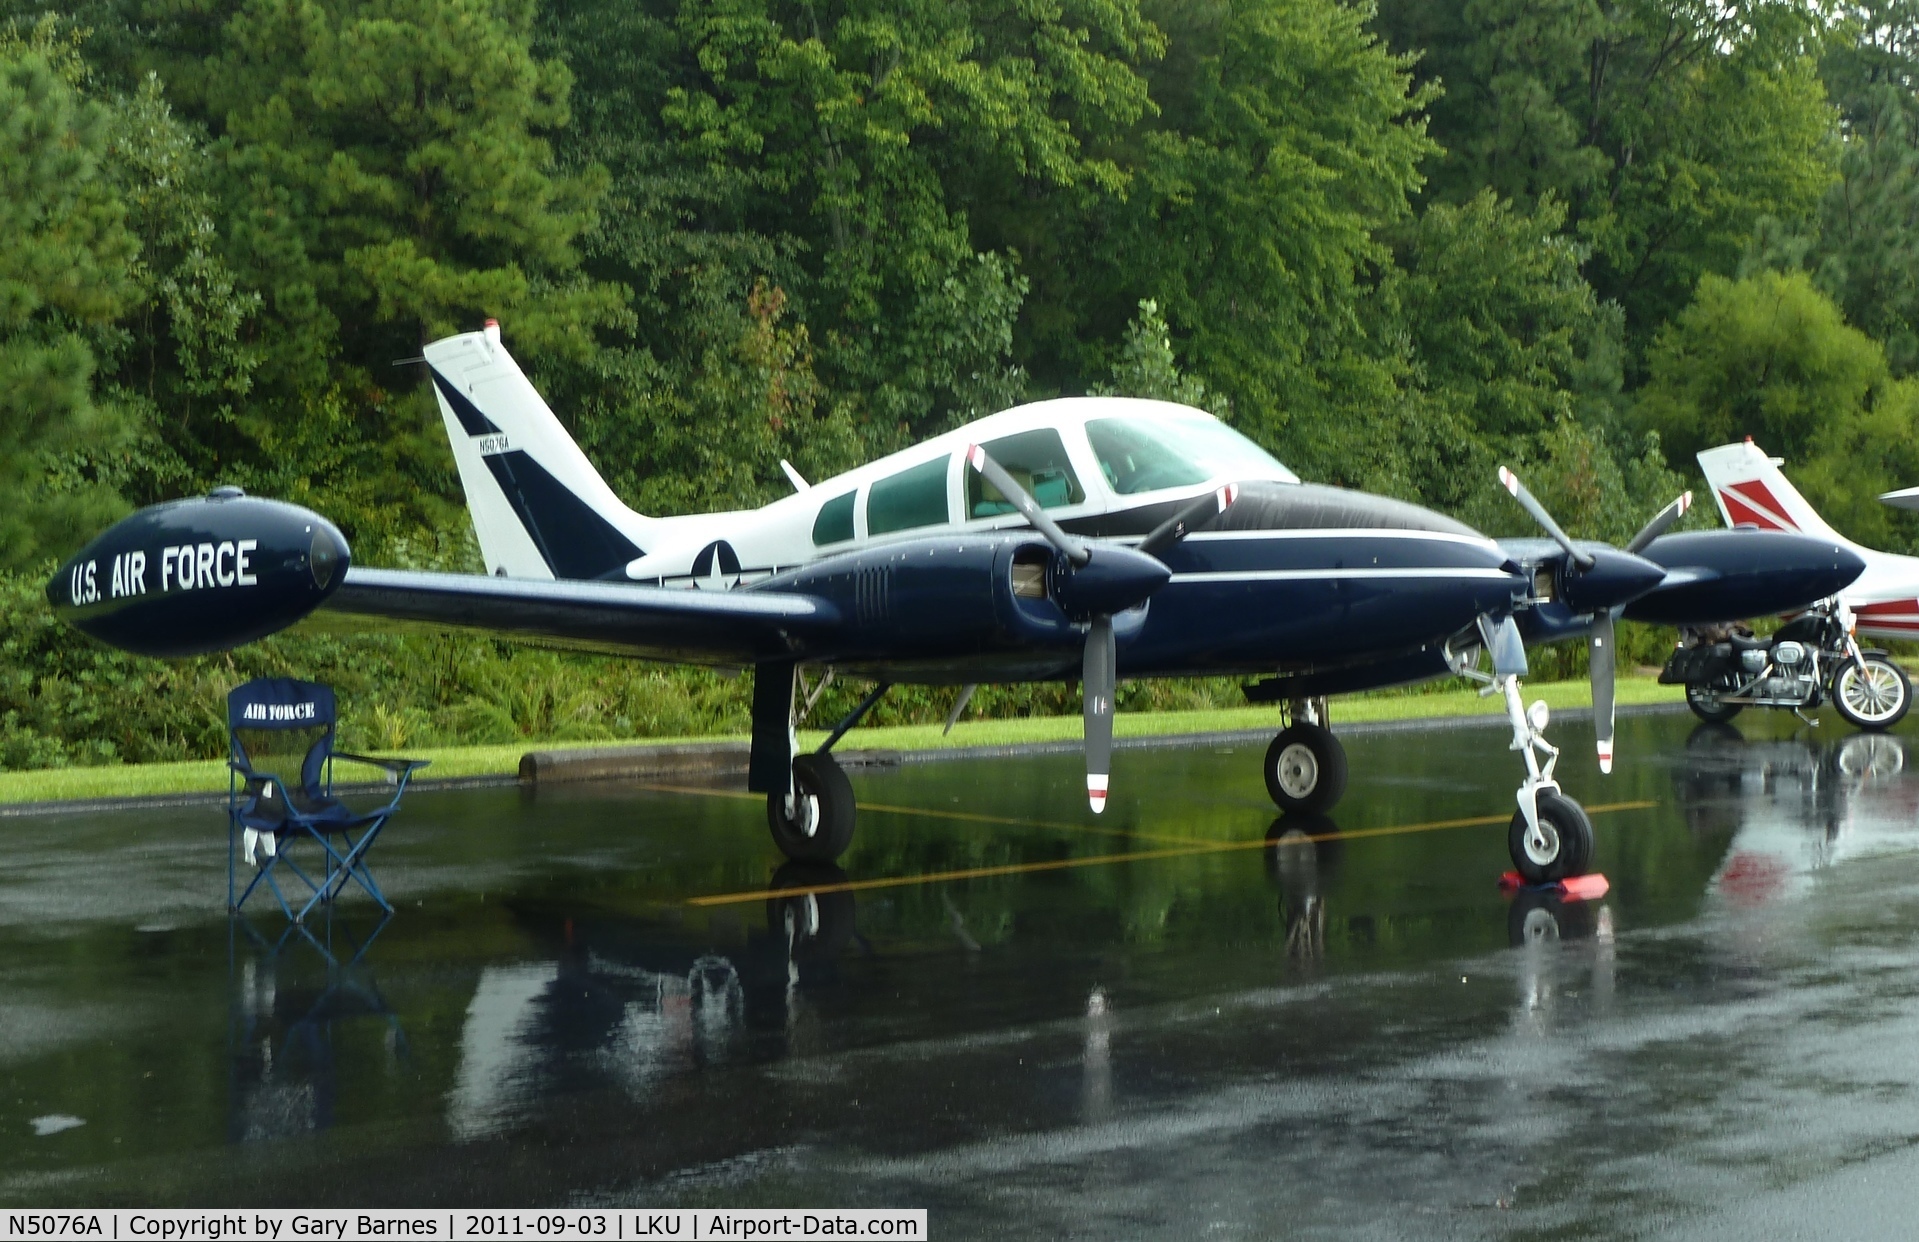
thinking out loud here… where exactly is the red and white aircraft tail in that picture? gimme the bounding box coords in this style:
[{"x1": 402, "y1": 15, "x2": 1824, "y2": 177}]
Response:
[{"x1": 1697, "y1": 439, "x2": 1919, "y2": 639}]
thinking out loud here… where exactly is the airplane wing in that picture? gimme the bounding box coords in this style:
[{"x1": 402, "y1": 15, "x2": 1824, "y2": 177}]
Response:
[
  {"x1": 1880, "y1": 485, "x2": 1919, "y2": 511},
  {"x1": 314, "y1": 567, "x2": 840, "y2": 665}
]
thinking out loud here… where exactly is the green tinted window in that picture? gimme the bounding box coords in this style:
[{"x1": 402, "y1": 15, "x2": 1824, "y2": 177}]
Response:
[
  {"x1": 867, "y1": 456, "x2": 951, "y2": 535},
  {"x1": 1086, "y1": 415, "x2": 1296, "y2": 494},
  {"x1": 811, "y1": 491, "x2": 856, "y2": 545},
  {"x1": 966, "y1": 428, "x2": 1086, "y2": 517}
]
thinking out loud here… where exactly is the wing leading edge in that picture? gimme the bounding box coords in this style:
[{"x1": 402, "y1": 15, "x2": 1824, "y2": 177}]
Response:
[{"x1": 320, "y1": 568, "x2": 839, "y2": 665}]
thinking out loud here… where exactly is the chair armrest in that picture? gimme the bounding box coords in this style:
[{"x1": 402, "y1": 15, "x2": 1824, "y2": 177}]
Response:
[{"x1": 332, "y1": 752, "x2": 432, "y2": 785}]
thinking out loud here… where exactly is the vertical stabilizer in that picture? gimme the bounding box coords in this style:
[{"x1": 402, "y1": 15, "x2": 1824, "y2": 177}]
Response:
[
  {"x1": 1695, "y1": 441, "x2": 1851, "y2": 546},
  {"x1": 424, "y1": 324, "x2": 652, "y2": 580}
]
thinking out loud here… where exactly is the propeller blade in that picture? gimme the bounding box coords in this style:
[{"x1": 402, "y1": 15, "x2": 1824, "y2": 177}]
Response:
[
  {"x1": 967, "y1": 445, "x2": 1090, "y2": 566},
  {"x1": 1590, "y1": 611, "x2": 1616, "y2": 774},
  {"x1": 1083, "y1": 616, "x2": 1116, "y2": 813},
  {"x1": 1625, "y1": 491, "x2": 1693, "y2": 555},
  {"x1": 1498, "y1": 466, "x2": 1596, "y2": 570},
  {"x1": 942, "y1": 683, "x2": 977, "y2": 736},
  {"x1": 1137, "y1": 483, "x2": 1240, "y2": 559}
]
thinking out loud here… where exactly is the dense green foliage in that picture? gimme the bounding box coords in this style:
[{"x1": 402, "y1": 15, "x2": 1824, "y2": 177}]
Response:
[{"x1": 6, "y1": 0, "x2": 1919, "y2": 768}]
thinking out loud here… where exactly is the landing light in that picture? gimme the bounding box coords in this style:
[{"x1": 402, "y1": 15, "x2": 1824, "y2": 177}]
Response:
[{"x1": 1528, "y1": 700, "x2": 1550, "y2": 731}]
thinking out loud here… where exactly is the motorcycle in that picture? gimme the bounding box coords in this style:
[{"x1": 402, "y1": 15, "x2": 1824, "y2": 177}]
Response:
[{"x1": 1660, "y1": 598, "x2": 1912, "y2": 731}]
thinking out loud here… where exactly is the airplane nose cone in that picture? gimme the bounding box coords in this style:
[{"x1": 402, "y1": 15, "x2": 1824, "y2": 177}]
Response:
[{"x1": 1560, "y1": 547, "x2": 1668, "y2": 614}]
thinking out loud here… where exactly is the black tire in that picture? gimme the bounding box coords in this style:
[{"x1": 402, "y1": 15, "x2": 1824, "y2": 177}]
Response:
[
  {"x1": 1507, "y1": 790, "x2": 1595, "y2": 885},
  {"x1": 766, "y1": 862, "x2": 856, "y2": 960},
  {"x1": 1686, "y1": 683, "x2": 1743, "y2": 723},
  {"x1": 1831, "y1": 654, "x2": 1912, "y2": 731},
  {"x1": 1264, "y1": 723, "x2": 1349, "y2": 814},
  {"x1": 766, "y1": 753, "x2": 856, "y2": 862}
]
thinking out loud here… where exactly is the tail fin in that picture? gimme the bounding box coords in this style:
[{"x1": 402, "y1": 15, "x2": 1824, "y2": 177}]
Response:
[
  {"x1": 424, "y1": 323, "x2": 652, "y2": 580},
  {"x1": 1695, "y1": 440, "x2": 1852, "y2": 546}
]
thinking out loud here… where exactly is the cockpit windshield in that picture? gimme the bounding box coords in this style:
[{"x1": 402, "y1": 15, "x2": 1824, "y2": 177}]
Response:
[{"x1": 1085, "y1": 414, "x2": 1297, "y2": 495}]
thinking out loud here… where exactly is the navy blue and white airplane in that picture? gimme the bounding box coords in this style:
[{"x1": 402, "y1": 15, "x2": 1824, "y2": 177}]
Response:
[{"x1": 49, "y1": 321, "x2": 1866, "y2": 883}]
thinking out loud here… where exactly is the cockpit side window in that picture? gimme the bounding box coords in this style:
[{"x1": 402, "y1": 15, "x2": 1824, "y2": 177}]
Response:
[
  {"x1": 966, "y1": 428, "x2": 1086, "y2": 518},
  {"x1": 811, "y1": 490, "x2": 856, "y2": 546},
  {"x1": 1086, "y1": 415, "x2": 1296, "y2": 494},
  {"x1": 867, "y1": 455, "x2": 952, "y2": 535}
]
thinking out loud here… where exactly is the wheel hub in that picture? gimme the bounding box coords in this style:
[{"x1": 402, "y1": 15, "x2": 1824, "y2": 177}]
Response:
[
  {"x1": 783, "y1": 790, "x2": 821, "y2": 838},
  {"x1": 1275, "y1": 743, "x2": 1319, "y2": 799},
  {"x1": 1524, "y1": 819, "x2": 1561, "y2": 866}
]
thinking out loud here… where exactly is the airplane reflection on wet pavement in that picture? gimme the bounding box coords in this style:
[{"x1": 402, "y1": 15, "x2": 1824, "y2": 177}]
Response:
[{"x1": 8, "y1": 709, "x2": 1919, "y2": 1238}]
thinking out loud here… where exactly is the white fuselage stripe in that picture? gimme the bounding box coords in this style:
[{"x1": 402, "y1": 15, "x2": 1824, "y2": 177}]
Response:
[
  {"x1": 1179, "y1": 528, "x2": 1499, "y2": 549},
  {"x1": 1167, "y1": 568, "x2": 1514, "y2": 584}
]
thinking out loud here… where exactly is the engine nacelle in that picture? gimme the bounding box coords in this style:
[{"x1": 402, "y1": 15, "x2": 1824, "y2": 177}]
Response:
[
  {"x1": 1626, "y1": 531, "x2": 1866, "y2": 625},
  {"x1": 47, "y1": 489, "x2": 350, "y2": 658},
  {"x1": 769, "y1": 533, "x2": 1085, "y2": 660}
]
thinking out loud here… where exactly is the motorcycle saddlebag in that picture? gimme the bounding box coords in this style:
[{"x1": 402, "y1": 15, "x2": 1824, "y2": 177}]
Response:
[{"x1": 1660, "y1": 643, "x2": 1734, "y2": 685}]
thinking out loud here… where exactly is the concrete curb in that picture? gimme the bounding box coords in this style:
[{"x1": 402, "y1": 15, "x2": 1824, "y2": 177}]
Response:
[{"x1": 0, "y1": 701, "x2": 1689, "y2": 816}]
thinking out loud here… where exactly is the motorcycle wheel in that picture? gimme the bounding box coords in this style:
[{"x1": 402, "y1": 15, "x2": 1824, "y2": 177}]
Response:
[
  {"x1": 1832, "y1": 655, "x2": 1912, "y2": 731},
  {"x1": 1686, "y1": 683, "x2": 1742, "y2": 723}
]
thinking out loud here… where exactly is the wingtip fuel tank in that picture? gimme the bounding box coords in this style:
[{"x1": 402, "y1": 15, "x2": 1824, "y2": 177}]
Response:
[{"x1": 47, "y1": 489, "x2": 350, "y2": 658}]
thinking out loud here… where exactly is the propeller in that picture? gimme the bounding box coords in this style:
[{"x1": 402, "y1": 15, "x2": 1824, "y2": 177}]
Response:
[
  {"x1": 1498, "y1": 468, "x2": 1686, "y2": 775},
  {"x1": 1590, "y1": 611, "x2": 1615, "y2": 773},
  {"x1": 1499, "y1": 466, "x2": 1595, "y2": 569},
  {"x1": 1626, "y1": 491, "x2": 1692, "y2": 555},
  {"x1": 1139, "y1": 484, "x2": 1240, "y2": 558},
  {"x1": 968, "y1": 446, "x2": 1236, "y2": 812}
]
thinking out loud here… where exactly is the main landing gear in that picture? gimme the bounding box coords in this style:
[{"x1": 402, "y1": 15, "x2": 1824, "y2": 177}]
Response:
[
  {"x1": 753, "y1": 664, "x2": 882, "y2": 864},
  {"x1": 1264, "y1": 698, "x2": 1349, "y2": 815}
]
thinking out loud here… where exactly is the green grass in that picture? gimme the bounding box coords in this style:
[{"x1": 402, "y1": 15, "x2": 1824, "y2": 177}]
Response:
[{"x1": 0, "y1": 675, "x2": 1682, "y2": 806}]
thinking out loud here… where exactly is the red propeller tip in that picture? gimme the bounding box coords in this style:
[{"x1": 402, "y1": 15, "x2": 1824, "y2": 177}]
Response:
[
  {"x1": 1597, "y1": 741, "x2": 1613, "y2": 774},
  {"x1": 965, "y1": 445, "x2": 985, "y2": 470},
  {"x1": 1218, "y1": 483, "x2": 1239, "y2": 507},
  {"x1": 1498, "y1": 466, "x2": 1519, "y2": 495},
  {"x1": 1087, "y1": 775, "x2": 1108, "y2": 814}
]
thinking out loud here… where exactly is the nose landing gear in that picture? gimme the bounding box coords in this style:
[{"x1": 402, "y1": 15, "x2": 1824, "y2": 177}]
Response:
[{"x1": 1494, "y1": 672, "x2": 1594, "y2": 884}]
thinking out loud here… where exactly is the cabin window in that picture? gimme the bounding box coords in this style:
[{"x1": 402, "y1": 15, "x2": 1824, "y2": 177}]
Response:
[
  {"x1": 867, "y1": 456, "x2": 951, "y2": 535},
  {"x1": 966, "y1": 428, "x2": 1086, "y2": 518},
  {"x1": 1086, "y1": 415, "x2": 1296, "y2": 494},
  {"x1": 812, "y1": 491, "x2": 856, "y2": 545}
]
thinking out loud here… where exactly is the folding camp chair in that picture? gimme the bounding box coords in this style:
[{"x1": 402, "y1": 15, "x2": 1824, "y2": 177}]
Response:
[{"x1": 227, "y1": 678, "x2": 428, "y2": 922}]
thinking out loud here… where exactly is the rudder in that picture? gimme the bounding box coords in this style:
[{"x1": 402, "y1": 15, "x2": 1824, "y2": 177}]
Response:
[
  {"x1": 424, "y1": 322, "x2": 652, "y2": 580},
  {"x1": 1696, "y1": 440, "x2": 1851, "y2": 546}
]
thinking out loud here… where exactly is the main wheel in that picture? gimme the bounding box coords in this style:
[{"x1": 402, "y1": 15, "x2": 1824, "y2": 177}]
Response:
[
  {"x1": 1832, "y1": 655, "x2": 1911, "y2": 731},
  {"x1": 1264, "y1": 723, "x2": 1349, "y2": 815},
  {"x1": 1507, "y1": 790, "x2": 1595, "y2": 885},
  {"x1": 1686, "y1": 683, "x2": 1743, "y2": 723},
  {"x1": 766, "y1": 753, "x2": 856, "y2": 862}
]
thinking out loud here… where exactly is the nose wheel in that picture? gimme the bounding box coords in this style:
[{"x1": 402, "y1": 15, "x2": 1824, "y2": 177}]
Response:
[
  {"x1": 1264, "y1": 721, "x2": 1348, "y2": 814},
  {"x1": 1507, "y1": 788, "x2": 1594, "y2": 884},
  {"x1": 766, "y1": 753, "x2": 856, "y2": 862}
]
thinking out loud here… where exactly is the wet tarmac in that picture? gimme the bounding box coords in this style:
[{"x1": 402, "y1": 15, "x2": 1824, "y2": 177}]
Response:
[{"x1": 5, "y1": 708, "x2": 1919, "y2": 1238}]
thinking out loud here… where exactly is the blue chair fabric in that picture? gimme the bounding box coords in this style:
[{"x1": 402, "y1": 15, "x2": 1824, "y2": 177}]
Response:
[{"x1": 227, "y1": 678, "x2": 428, "y2": 922}]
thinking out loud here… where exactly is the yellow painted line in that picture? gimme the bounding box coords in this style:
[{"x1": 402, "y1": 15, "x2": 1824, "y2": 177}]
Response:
[
  {"x1": 687, "y1": 799, "x2": 1659, "y2": 907},
  {"x1": 635, "y1": 782, "x2": 1208, "y2": 846},
  {"x1": 859, "y1": 801, "x2": 1206, "y2": 846}
]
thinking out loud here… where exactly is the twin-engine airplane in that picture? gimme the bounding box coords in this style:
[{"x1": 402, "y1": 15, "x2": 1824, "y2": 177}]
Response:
[{"x1": 49, "y1": 323, "x2": 1866, "y2": 884}]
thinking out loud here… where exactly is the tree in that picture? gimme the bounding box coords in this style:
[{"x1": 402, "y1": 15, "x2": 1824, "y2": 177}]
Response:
[
  {"x1": 1374, "y1": 0, "x2": 1840, "y2": 351},
  {"x1": 1637, "y1": 269, "x2": 1919, "y2": 549},
  {"x1": 0, "y1": 44, "x2": 139, "y2": 571},
  {"x1": 1077, "y1": 0, "x2": 1435, "y2": 490},
  {"x1": 192, "y1": 0, "x2": 628, "y2": 550}
]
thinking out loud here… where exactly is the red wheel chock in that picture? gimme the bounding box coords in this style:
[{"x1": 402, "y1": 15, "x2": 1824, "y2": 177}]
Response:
[{"x1": 1498, "y1": 872, "x2": 1610, "y2": 901}]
